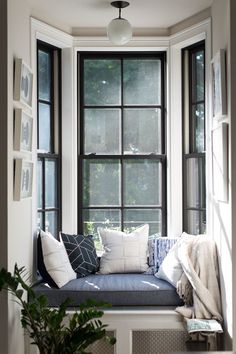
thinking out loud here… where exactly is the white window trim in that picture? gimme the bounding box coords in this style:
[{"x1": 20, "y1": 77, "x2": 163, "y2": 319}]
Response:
[
  {"x1": 31, "y1": 19, "x2": 77, "y2": 234},
  {"x1": 168, "y1": 19, "x2": 211, "y2": 236},
  {"x1": 31, "y1": 17, "x2": 211, "y2": 238}
]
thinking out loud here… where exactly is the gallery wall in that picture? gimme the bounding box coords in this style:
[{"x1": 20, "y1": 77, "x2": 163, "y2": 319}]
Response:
[{"x1": 7, "y1": 0, "x2": 34, "y2": 353}]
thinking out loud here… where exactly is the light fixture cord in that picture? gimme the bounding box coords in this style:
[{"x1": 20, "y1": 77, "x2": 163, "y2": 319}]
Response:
[{"x1": 119, "y1": 7, "x2": 121, "y2": 18}]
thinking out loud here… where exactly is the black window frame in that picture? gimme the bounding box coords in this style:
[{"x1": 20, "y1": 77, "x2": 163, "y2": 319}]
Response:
[
  {"x1": 182, "y1": 41, "x2": 206, "y2": 234},
  {"x1": 188, "y1": 42, "x2": 206, "y2": 153},
  {"x1": 37, "y1": 40, "x2": 62, "y2": 238},
  {"x1": 77, "y1": 51, "x2": 167, "y2": 237}
]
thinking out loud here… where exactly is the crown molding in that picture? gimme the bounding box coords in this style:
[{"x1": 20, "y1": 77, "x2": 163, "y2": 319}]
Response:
[
  {"x1": 31, "y1": 17, "x2": 211, "y2": 51},
  {"x1": 31, "y1": 17, "x2": 73, "y2": 48},
  {"x1": 169, "y1": 18, "x2": 211, "y2": 47},
  {"x1": 73, "y1": 36, "x2": 169, "y2": 49}
]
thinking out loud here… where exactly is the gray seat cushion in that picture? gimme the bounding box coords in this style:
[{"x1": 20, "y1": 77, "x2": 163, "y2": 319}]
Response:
[{"x1": 33, "y1": 274, "x2": 183, "y2": 307}]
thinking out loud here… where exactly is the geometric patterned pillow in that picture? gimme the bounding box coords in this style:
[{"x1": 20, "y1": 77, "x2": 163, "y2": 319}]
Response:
[
  {"x1": 60, "y1": 233, "x2": 99, "y2": 277},
  {"x1": 148, "y1": 237, "x2": 178, "y2": 273}
]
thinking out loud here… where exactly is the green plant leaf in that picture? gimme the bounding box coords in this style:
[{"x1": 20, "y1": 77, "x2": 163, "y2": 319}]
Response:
[
  {"x1": 15, "y1": 289, "x2": 24, "y2": 298},
  {"x1": 0, "y1": 264, "x2": 116, "y2": 353},
  {"x1": 37, "y1": 294, "x2": 48, "y2": 308}
]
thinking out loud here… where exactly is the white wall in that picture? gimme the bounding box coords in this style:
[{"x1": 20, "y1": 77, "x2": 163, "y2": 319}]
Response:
[
  {"x1": 0, "y1": 0, "x2": 9, "y2": 353},
  {"x1": 7, "y1": 0, "x2": 34, "y2": 353},
  {"x1": 229, "y1": 0, "x2": 236, "y2": 350},
  {"x1": 211, "y1": 0, "x2": 233, "y2": 349}
]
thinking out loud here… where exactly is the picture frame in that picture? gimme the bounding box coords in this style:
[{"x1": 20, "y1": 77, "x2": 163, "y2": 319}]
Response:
[
  {"x1": 14, "y1": 58, "x2": 33, "y2": 109},
  {"x1": 212, "y1": 122, "x2": 228, "y2": 202},
  {"x1": 14, "y1": 159, "x2": 33, "y2": 201},
  {"x1": 14, "y1": 109, "x2": 33, "y2": 152},
  {"x1": 211, "y1": 49, "x2": 227, "y2": 120}
]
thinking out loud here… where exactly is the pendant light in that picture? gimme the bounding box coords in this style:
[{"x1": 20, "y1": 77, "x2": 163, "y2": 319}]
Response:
[{"x1": 107, "y1": 1, "x2": 132, "y2": 45}]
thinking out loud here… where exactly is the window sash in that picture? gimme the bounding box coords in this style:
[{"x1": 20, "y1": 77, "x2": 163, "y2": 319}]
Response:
[
  {"x1": 182, "y1": 41, "x2": 206, "y2": 234},
  {"x1": 78, "y1": 52, "x2": 166, "y2": 236},
  {"x1": 37, "y1": 41, "x2": 62, "y2": 237}
]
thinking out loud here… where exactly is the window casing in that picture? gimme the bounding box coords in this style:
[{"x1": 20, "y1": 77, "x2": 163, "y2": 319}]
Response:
[
  {"x1": 182, "y1": 42, "x2": 206, "y2": 234},
  {"x1": 78, "y1": 52, "x2": 166, "y2": 248},
  {"x1": 37, "y1": 41, "x2": 62, "y2": 237}
]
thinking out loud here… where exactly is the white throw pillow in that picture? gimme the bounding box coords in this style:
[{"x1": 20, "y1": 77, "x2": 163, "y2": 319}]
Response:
[
  {"x1": 154, "y1": 238, "x2": 183, "y2": 287},
  {"x1": 98, "y1": 224, "x2": 149, "y2": 274},
  {"x1": 40, "y1": 230, "x2": 76, "y2": 288}
]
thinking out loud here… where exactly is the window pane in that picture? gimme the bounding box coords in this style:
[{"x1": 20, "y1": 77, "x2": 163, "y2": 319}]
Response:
[
  {"x1": 45, "y1": 211, "x2": 58, "y2": 237},
  {"x1": 37, "y1": 212, "x2": 43, "y2": 231},
  {"x1": 38, "y1": 50, "x2": 51, "y2": 101},
  {"x1": 200, "y1": 211, "x2": 206, "y2": 234},
  {"x1": 124, "y1": 159, "x2": 161, "y2": 206},
  {"x1": 83, "y1": 209, "x2": 121, "y2": 251},
  {"x1": 185, "y1": 210, "x2": 200, "y2": 234},
  {"x1": 193, "y1": 103, "x2": 205, "y2": 152},
  {"x1": 84, "y1": 109, "x2": 121, "y2": 154},
  {"x1": 124, "y1": 209, "x2": 161, "y2": 235},
  {"x1": 37, "y1": 159, "x2": 43, "y2": 209},
  {"x1": 124, "y1": 108, "x2": 161, "y2": 154},
  {"x1": 186, "y1": 157, "x2": 205, "y2": 208},
  {"x1": 45, "y1": 159, "x2": 57, "y2": 208},
  {"x1": 192, "y1": 50, "x2": 204, "y2": 102},
  {"x1": 84, "y1": 59, "x2": 121, "y2": 105},
  {"x1": 38, "y1": 103, "x2": 51, "y2": 152},
  {"x1": 123, "y1": 59, "x2": 161, "y2": 105},
  {"x1": 83, "y1": 159, "x2": 121, "y2": 206},
  {"x1": 184, "y1": 210, "x2": 206, "y2": 235}
]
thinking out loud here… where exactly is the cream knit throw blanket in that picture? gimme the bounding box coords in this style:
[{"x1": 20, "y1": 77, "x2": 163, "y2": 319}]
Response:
[{"x1": 175, "y1": 234, "x2": 222, "y2": 322}]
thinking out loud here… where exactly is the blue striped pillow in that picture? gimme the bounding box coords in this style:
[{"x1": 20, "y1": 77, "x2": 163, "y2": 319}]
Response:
[{"x1": 148, "y1": 237, "x2": 178, "y2": 273}]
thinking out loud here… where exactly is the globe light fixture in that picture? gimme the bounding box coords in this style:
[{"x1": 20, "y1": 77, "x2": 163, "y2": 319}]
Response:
[{"x1": 107, "y1": 1, "x2": 132, "y2": 45}]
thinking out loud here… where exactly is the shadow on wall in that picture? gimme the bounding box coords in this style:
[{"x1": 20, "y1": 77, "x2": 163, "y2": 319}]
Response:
[{"x1": 212, "y1": 196, "x2": 232, "y2": 349}]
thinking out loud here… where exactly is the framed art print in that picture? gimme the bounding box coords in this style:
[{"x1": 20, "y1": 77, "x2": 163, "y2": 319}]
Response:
[
  {"x1": 14, "y1": 108, "x2": 33, "y2": 152},
  {"x1": 211, "y1": 49, "x2": 227, "y2": 120},
  {"x1": 14, "y1": 159, "x2": 33, "y2": 201},
  {"x1": 14, "y1": 58, "x2": 33, "y2": 109}
]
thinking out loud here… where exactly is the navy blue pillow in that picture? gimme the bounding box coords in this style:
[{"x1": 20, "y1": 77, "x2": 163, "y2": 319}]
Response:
[{"x1": 61, "y1": 233, "x2": 99, "y2": 277}]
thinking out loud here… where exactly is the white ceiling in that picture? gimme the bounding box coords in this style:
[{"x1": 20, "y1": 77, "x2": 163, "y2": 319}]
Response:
[{"x1": 28, "y1": 0, "x2": 213, "y2": 35}]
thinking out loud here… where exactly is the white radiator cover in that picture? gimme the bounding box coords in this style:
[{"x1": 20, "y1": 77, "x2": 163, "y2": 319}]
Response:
[
  {"x1": 133, "y1": 329, "x2": 189, "y2": 354},
  {"x1": 27, "y1": 309, "x2": 209, "y2": 354},
  {"x1": 88, "y1": 329, "x2": 209, "y2": 354}
]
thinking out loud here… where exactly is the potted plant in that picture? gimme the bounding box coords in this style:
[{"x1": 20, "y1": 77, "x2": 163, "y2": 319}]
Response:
[{"x1": 0, "y1": 264, "x2": 116, "y2": 354}]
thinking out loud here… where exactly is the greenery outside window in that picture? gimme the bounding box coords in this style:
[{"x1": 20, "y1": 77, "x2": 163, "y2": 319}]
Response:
[
  {"x1": 37, "y1": 41, "x2": 61, "y2": 237},
  {"x1": 182, "y1": 42, "x2": 206, "y2": 234},
  {"x1": 78, "y1": 53, "x2": 166, "y2": 249}
]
